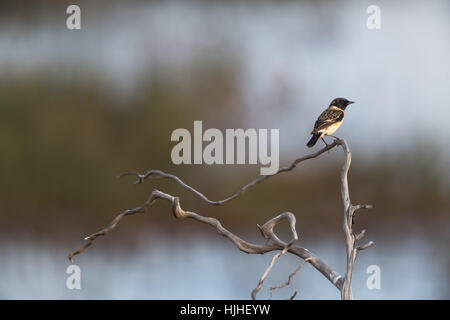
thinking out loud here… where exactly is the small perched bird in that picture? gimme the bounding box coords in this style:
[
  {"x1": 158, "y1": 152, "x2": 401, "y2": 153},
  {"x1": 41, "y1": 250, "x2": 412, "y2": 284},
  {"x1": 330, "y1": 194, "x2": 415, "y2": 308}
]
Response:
[{"x1": 307, "y1": 98, "x2": 355, "y2": 148}]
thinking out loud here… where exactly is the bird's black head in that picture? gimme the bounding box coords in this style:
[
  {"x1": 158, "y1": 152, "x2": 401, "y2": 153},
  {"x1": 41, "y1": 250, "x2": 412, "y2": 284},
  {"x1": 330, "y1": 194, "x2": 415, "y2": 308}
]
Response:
[{"x1": 330, "y1": 98, "x2": 355, "y2": 110}]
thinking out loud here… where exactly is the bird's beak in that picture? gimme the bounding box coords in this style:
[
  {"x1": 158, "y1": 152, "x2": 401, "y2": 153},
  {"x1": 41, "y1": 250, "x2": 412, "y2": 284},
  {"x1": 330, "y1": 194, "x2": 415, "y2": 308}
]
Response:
[{"x1": 347, "y1": 101, "x2": 355, "y2": 105}]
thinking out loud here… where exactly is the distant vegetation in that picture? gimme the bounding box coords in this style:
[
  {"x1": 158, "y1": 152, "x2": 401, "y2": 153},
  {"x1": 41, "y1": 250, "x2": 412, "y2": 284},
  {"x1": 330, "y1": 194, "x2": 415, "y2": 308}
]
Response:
[{"x1": 0, "y1": 66, "x2": 448, "y2": 240}]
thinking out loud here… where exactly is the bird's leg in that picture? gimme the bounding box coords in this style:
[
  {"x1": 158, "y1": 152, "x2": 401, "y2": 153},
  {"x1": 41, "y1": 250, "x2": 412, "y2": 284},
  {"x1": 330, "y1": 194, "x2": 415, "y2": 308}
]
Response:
[{"x1": 321, "y1": 137, "x2": 331, "y2": 152}]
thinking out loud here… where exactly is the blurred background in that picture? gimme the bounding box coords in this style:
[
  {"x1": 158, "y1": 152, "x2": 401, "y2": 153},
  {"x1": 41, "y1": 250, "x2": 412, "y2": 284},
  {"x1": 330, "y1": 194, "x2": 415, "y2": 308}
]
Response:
[{"x1": 0, "y1": 0, "x2": 449, "y2": 299}]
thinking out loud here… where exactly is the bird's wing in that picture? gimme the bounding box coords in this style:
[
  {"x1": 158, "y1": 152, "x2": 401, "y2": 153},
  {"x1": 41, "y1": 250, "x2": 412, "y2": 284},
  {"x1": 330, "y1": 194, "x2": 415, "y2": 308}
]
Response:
[{"x1": 311, "y1": 109, "x2": 344, "y2": 133}]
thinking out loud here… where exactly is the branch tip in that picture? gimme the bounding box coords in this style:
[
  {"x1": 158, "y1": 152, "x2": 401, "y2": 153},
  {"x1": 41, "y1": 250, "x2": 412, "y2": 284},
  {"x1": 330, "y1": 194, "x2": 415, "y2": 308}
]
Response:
[{"x1": 357, "y1": 241, "x2": 374, "y2": 251}]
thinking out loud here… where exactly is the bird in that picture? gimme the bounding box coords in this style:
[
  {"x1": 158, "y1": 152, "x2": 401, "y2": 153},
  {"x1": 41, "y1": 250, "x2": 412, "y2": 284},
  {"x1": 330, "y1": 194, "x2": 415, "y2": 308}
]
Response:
[{"x1": 306, "y1": 98, "x2": 355, "y2": 148}]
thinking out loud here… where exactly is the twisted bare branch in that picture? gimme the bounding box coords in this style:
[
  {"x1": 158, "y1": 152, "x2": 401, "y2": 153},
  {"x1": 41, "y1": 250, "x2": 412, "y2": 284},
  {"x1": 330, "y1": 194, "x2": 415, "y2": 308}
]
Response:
[
  {"x1": 69, "y1": 137, "x2": 372, "y2": 299},
  {"x1": 119, "y1": 140, "x2": 338, "y2": 206},
  {"x1": 69, "y1": 188, "x2": 344, "y2": 292}
]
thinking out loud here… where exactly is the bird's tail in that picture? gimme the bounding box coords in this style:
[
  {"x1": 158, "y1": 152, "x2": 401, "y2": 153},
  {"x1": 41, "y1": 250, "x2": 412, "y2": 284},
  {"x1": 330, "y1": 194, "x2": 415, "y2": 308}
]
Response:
[{"x1": 307, "y1": 133, "x2": 321, "y2": 148}]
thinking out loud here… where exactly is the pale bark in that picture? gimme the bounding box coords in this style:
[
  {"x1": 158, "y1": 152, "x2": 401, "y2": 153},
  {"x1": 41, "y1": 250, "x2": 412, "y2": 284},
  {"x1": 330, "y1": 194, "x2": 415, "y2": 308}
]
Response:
[{"x1": 69, "y1": 138, "x2": 372, "y2": 300}]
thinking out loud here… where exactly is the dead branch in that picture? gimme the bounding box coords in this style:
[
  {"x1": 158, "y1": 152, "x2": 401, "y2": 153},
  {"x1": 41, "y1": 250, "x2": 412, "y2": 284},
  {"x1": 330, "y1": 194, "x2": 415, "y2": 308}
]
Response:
[
  {"x1": 119, "y1": 140, "x2": 339, "y2": 205},
  {"x1": 338, "y1": 138, "x2": 373, "y2": 300},
  {"x1": 269, "y1": 257, "x2": 312, "y2": 299},
  {"x1": 69, "y1": 137, "x2": 372, "y2": 300},
  {"x1": 251, "y1": 227, "x2": 296, "y2": 300}
]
